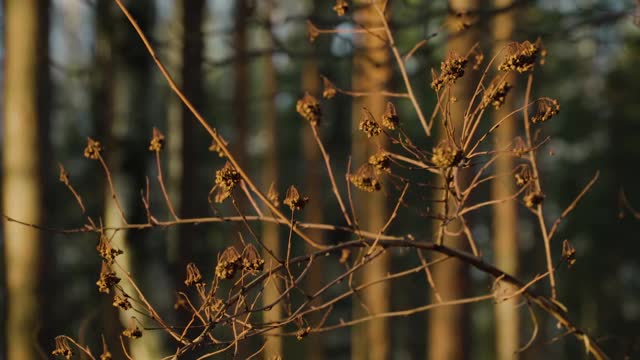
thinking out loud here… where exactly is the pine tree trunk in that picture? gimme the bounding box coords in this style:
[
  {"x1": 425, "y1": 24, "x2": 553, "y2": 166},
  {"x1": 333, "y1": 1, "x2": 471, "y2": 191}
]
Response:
[
  {"x1": 428, "y1": 1, "x2": 479, "y2": 359},
  {"x1": 3, "y1": 0, "x2": 49, "y2": 358},
  {"x1": 351, "y1": 3, "x2": 391, "y2": 360},
  {"x1": 262, "y1": 2, "x2": 283, "y2": 357},
  {"x1": 492, "y1": 1, "x2": 520, "y2": 359}
]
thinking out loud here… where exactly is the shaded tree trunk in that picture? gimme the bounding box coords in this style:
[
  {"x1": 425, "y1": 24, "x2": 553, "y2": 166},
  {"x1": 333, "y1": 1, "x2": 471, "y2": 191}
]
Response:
[
  {"x1": 301, "y1": 56, "x2": 326, "y2": 360},
  {"x1": 99, "y1": 1, "x2": 166, "y2": 358},
  {"x1": 351, "y1": 3, "x2": 391, "y2": 360},
  {"x1": 428, "y1": 1, "x2": 479, "y2": 359},
  {"x1": 2, "y1": 0, "x2": 50, "y2": 358},
  {"x1": 491, "y1": 1, "x2": 520, "y2": 359},
  {"x1": 261, "y1": 1, "x2": 283, "y2": 357}
]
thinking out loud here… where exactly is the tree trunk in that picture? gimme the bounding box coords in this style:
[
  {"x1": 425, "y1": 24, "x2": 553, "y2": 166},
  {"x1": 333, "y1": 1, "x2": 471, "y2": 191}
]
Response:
[
  {"x1": 428, "y1": 1, "x2": 479, "y2": 359},
  {"x1": 3, "y1": 0, "x2": 49, "y2": 358},
  {"x1": 261, "y1": 1, "x2": 283, "y2": 357},
  {"x1": 301, "y1": 57, "x2": 326, "y2": 360},
  {"x1": 351, "y1": 3, "x2": 392, "y2": 360},
  {"x1": 100, "y1": 1, "x2": 165, "y2": 358},
  {"x1": 492, "y1": 1, "x2": 520, "y2": 359}
]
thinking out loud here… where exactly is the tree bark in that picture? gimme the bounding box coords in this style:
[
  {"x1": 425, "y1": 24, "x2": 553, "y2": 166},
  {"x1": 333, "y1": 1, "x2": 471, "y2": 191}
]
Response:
[
  {"x1": 261, "y1": 1, "x2": 283, "y2": 357},
  {"x1": 428, "y1": 1, "x2": 479, "y2": 359},
  {"x1": 351, "y1": 3, "x2": 391, "y2": 360},
  {"x1": 3, "y1": 0, "x2": 49, "y2": 358},
  {"x1": 492, "y1": 1, "x2": 520, "y2": 359}
]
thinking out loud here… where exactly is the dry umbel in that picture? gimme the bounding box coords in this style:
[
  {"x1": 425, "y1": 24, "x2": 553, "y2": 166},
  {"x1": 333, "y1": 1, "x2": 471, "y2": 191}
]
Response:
[
  {"x1": 350, "y1": 163, "x2": 381, "y2": 192},
  {"x1": 296, "y1": 92, "x2": 322, "y2": 126}
]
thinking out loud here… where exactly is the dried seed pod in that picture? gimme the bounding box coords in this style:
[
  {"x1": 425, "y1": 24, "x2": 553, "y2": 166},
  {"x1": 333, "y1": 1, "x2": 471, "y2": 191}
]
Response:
[
  {"x1": 481, "y1": 78, "x2": 512, "y2": 109},
  {"x1": 84, "y1": 138, "x2": 103, "y2": 160},
  {"x1": 322, "y1": 76, "x2": 337, "y2": 99},
  {"x1": 524, "y1": 191, "x2": 545, "y2": 209},
  {"x1": 52, "y1": 336, "x2": 73, "y2": 359},
  {"x1": 368, "y1": 152, "x2": 391, "y2": 173},
  {"x1": 296, "y1": 92, "x2": 322, "y2": 126},
  {"x1": 96, "y1": 262, "x2": 120, "y2": 294},
  {"x1": 431, "y1": 51, "x2": 468, "y2": 91},
  {"x1": 381, "y1": 101, "x2": 399, "y2": 130},
  {"x1": 149, "y1": 127, "x2": 165, "y2": 152},
  {"x1": 284, "y1": 185, "x2": 309, "y2": 211},
  {"x1": 267, "y1": 182, "x2": 280, "y2": 207},
  {"x1": 562, "y1": 239, "x2": 577, "y2": 268},
  {"x1": 359, "y1": 108, "x2": 382, "y2": 138},
  {"x1": 96, "y1": 234, "x2": 123, "y2": 264},
  {"x1": 499, "y1": 40, "x2": 541, "y2": 73},
  {"x1": 113, "y1": 293, "x2": 132, "y2": 310},
  {"x1": 431, "y1": 142, "x2": 464, "y2": 168},
  {"x1": 214, "y1": 162, "x2": 241, "y2": 203},
  {"x1": 350, "y1": 163, "x2": 381, "y2": 192},
  {"x1": 242, "y1": 244, "x2": 265, "y2": 273},
  {"x1": 184, "y1": 262, "x2": 203, "y2": 286},
  {"x1": 531, "y1": 98, "x2": 560, "y2": 124},
  {"x1": 332, "y1": 0, "x2": 348, "y2": 16},
  {"x1": 208, "y1": 137, "x2": 228, "y2": 157},
  {"x1": 215, "y1": 246, "x2": 242, "y2": 280}
]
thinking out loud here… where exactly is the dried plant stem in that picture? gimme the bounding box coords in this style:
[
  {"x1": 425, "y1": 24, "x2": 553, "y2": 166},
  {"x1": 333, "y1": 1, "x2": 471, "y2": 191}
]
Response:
[
  {"x1": 373, "y1": 2, "x2": 430, "y2": 136},
  {"x1": 522, "y1": 74, "x2": 556, "y2": 299},
  {"x1": 154, "y1": 151, "x2": 179, "y2": 220},
  {"x1": 112, "y1": 0, "x2": 325, "y2": 250},
  {"x1": 97, "y1": 155, "x2": 127, "y2": 224},
  {"x1": 310, "y1": 125, "x2": 353, "y2": 227}
]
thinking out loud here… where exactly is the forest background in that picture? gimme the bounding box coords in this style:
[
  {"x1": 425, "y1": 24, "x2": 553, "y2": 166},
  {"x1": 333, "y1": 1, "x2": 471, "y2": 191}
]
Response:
[{"x1": 2, "y1": 0, "x2": 640, "y2": 359}]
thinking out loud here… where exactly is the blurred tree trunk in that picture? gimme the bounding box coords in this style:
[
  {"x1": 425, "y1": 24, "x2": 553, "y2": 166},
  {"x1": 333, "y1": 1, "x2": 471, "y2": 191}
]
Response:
[
  {"x1": 491, "y1": 1, "x2": 520, "y2": 359},
  {"x1": 261, "y1": 1, "x2": 283, "y2": 357},
  {"x1": 351, "y1": 3, "x2": 391, "y2": 360},
  {"x1": 100, "y1": 1, "x2": 166, "y2": 358},
  {"x1": 2, "y1": 0, "x2": 49, "y2": 358},
  {"x1": 92, "y1": 2, "x2": 126, "y2": 358},
  {"x1": 174, "y1": 0, "x2": 206, "y2": 300},
  {"x1": 428, "y1": 1, "x2": 478, "y2": 359},
  {"x1": 301, "y1": 52, "x2": 326, "y2": 360}
]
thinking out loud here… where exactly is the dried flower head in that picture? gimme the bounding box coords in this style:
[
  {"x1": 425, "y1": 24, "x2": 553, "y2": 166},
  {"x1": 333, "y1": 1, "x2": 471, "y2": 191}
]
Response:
[
  {"x1": 524, "y1": 191, "x2": 545, "y2": 209},
  {"x1": 368, "y1": 152, "x2": 391, "y2": 173},
  {"x1": 208, "y1": 137, "x2": 229, "y2": 157},
  {"x1": 562, "y1": 239, "x2": 577, "y2": 268},
  {"x1": 322, "y1": 76, "x2": 337, "y2": 99},
  {"x1": 512, "y1": 137, "x2": 528, "y2": 157},
  {"x1": 359, "y1": 108, "x2": 382, "y2": 138},
  {"x1": 296, "y1": 92, "x2": 322, "y2": 126},
  {"x1": 84, "y1": 138, "x2": 103, "y2": 160},
  {"x1": 214, "y1": 162, "x2": 241, "y2": 203},
  {"x1": 100, "y1": 348, "x2": 112, "y2": 360},
  {"x1": 52, "y1": 336, "x2": 73, "y2": 359},
  {"x1": 531, "y1": 98, "x2": 560, "y2": 124},
  {"x1": 184, "y1": 262, "x2": 203, "y2": 286},
  {"x1": 499, "y1": 40, "x2": 541, "y2": 73},
  {"x1": 350, "y1": 163, "x2": 381, "y2": 192},
  {"x1": 481, "y1": 78, "x2": 513, "y2": 109},
  {"x1": 97, "y1": 262, "x2": 120, "y2": 294},
  {"x1": 514, "y1": 165, "x2": 532, "y2": 187},
  {"x1": 241, "y1": 244, "x2": 265, "y2": 273},
  {"x1": 431, "y1": 52, "x2": 468, "y2": 91},
  {"x1": 284, "y1": 185, "x2": 309, "y2": 211},
  {"x1": 97, "y1": 234, "x2": 123, "y2": 264},
  {"x1": 381, "y1": 101, "x2": 399, "y2": 130},
  {"x1": 431, "y1": 142, "x2": 464, "y2": 168},
  {"x1": 113, "y1": 293, "x2": 132, "y2": 310},
  {"x1": 267, "y1": 182, "x2": 280, "y2": 207},
  {"x1": 306, "y1": 21, "x2": 320, "y2": 43},
  {"x1": 149, "y1": 127, "x2": 165, "y2": 152},
  {"x1": 333, "y1": 0, "x2": 348, "y2": 16},
  {"x1": 471, "y1": 49, "x2": 484, "y2": 70},
  {"x1": 215, "y1": 246, "x2": 242, "y2": 280},
  {"x1": 296, "y1": 326, "x2": 312, "y2": 340},
  {"x1": 122, "y1": 324, "x2": 143, "y2": 339}
]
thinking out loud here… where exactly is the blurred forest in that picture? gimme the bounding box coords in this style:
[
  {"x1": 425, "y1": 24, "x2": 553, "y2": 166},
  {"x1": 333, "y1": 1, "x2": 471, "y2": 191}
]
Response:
[{"x1": 2, "y1": 0, "x2": 640, "y2": 359}]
